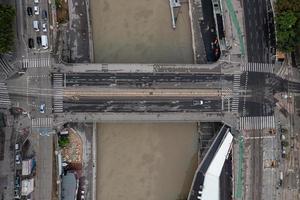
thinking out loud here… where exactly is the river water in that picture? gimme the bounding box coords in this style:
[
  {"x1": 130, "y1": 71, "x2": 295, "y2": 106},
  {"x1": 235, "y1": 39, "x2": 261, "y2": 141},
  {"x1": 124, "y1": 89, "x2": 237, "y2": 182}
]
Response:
[
  {"x1": 96, "y1": 122, "x2": 198, "y2": 200},
  {"x1": 90, "y1": 0, "x2": 194, "y2": 63}
]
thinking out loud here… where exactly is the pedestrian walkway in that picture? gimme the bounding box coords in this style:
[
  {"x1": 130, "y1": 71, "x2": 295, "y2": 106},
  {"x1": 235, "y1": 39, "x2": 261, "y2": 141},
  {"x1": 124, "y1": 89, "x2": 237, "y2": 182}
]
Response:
[
  {"x1": 31, "y1": 117, "x2": 53, "y2": 128},
  {"x1": 0, "y1": 82, "x2": 11, "y2": 108},
  {"x1": 241, "y1": 62, "x2": 274, "y2": 73},
  {"x1": 22, "y1": 56, "x2": 51, "y2": 68},
  {"x1": 52, "y1": 73, "x2": 64, "y2": 113},
  {"x1": 0, "y1": 55, "x2": 15, "y2": 80},
  {"x1": 222, "y1": 87, "x2": 233, "y2": 112},
  {"x1": 231, "y1": 73, "x2": 241, "y2": 112},
  {"x1": 225, "y1": 0, "x2": 245, "y2": 56},
  {"x1": 239, "y1": 115, "x2": 275, "y2": 130},
  {"x1": 222, "y1": 97, "x2": 232, "y2": 112}
]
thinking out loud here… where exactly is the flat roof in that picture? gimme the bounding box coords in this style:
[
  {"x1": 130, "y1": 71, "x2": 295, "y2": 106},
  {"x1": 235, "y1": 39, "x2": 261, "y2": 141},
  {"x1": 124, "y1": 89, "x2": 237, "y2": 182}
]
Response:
[
  {"x1": 188, "y1": 124, "x2": 233, "y2": 200},
  {"x1": 201, "y1": 131, "x2": 233, "y2": 200}
]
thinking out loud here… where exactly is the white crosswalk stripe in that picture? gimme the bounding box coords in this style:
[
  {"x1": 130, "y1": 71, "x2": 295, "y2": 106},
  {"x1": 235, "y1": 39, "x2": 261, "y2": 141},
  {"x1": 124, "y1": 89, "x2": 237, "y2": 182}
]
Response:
[
  {"x1": 221, "y1": 87, "x2": 233, "y2": 112},
  {"x1": 22, "y1": 56, "x2": 51, "y2": 68},
  {"x1": 53, "y1": 73, "x2": 64, "y2": 113},
  {"x1": 241, "y1": 62, "x2": 274, "y2": 73},
  {"x1": 0, "y1": 82, "x2": 11, "y2": 108},
  {"x1": 231, "y1": 74, "x2": 240, "y2": 113},
  {"x1": 239, "y1": 115, "x2": 275, "y2": 130},
  {"x1": 31, "y1": 117, "x2": 53, "y2": 128}
]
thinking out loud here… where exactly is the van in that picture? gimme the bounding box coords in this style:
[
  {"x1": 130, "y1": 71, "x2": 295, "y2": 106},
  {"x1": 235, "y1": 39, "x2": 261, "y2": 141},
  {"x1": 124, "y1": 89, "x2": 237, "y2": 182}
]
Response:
[
  {"x1": 41, "y1": 35, "x2": 48, "y2": 49},
  {"x1": 33, "y1": 20, "x2": 39, "y2": 31}
]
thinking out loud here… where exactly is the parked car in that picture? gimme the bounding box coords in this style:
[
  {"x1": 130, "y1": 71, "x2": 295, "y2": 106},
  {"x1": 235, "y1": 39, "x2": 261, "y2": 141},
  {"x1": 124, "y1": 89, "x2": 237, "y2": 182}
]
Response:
[
  {"x1": 34, "y1": 0, "x2": 39, "y2": 3},
  {"x1": 15, "y1": 176, "x2": 20, "y2": 188},
  {"x1": 42, "y1": 23, "x2": 47, "y2": 32},
  {"x1": 27, "y1": 7, "x2": 32, "y2": 16},
  {"x1": 40, "y1": 104, "x2": 45, "y2": 113},
  {"x1": 34, "y1": 6, "x2": 39, "y2": 15},
  {"x1": 33, "y1": 20, "x2": 39, "y2": 31},
  {"x1": 15, "y1": 143, "x2": 19, "y2": 151},
  {"x1": 42, "y1": 10, "x2": 47, "y2": 19},
  {"x1": 15, "y1": 154, "x2": 21, "y2": 165},
  {"x1": 28, "y1": 38, "x2": 34, "y2": 48},
  {"x1": 36, "y1": 36, "x2": 41, "y2": 45}
]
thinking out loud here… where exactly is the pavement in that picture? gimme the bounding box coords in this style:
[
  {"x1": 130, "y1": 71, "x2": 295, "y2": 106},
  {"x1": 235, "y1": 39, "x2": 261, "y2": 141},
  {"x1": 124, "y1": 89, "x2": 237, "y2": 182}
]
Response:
[
  {"x1": 0, "y1": 113, "x2": 15, "y2": 200},
  {"x1": 33, "y1": 133, "x2": 53, "y2": 200},
  {"x1": 188, "y1": 0, "x2": 207, "y2": 64},
  {"x1": 222, "y1": 0, "x2": 246, "y2": 56},
  {"x1": 67, "y1": 0, "x2": 91, "y2": 63},
  {"x1": 66, "y1": 123, "x2": 94, "y2": 200}
]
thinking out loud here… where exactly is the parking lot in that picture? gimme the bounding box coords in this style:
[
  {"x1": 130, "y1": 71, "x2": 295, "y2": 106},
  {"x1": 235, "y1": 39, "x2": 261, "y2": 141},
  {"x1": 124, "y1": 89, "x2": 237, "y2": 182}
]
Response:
[{"x1": 25, "y1": 0, "x2": 50, "y2": 51}]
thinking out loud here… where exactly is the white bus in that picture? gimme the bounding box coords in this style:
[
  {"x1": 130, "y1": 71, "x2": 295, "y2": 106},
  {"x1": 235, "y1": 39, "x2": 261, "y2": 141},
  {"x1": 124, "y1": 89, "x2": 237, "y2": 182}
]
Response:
[{"x1": 41, "y1": 35, "x2": 48, "y2": 49}]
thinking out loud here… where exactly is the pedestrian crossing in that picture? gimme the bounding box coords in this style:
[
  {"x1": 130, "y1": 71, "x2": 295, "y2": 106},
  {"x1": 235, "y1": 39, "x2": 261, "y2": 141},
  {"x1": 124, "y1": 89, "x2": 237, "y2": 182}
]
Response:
[
  {"x1": 221, "y1": 87, "x2": 232, "y2": 112},
  {"x1": 52, "y1": 73, "x2": 64, "y2": 113},
  {"x1": 0, "y1": 82, "x2": 11, "y2": 108},
  {"x1": 0, "y1": 55, "x2": 15, "y2": 79},
  {"x1": 231, "y1": 73, "x2": 241, "y2": 113},
  {"x1": 31, "y1": 117, "x2": 53, "y2": 128},
  {"x1": 241, "y1": 62, "x2": 274, "y2": 73},
  {"x1": 22, "y1": 57, "x2": 51, "y2": 68},
  {"x1": 239, "y1": 115, "x2": 275, "y2": 130}
]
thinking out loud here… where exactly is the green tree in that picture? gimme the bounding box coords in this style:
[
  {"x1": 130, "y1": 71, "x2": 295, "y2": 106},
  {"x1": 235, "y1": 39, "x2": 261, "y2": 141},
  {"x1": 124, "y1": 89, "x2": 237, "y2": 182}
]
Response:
[
  {"x1": 276, "y1": 11, "x2": 298, "y2": 52},
  {"x1": 0, "y1": 5, "x2": 15, "y2": 53},
  {"x1": 275, "y1": 0, "x2": 300, "y2": 53},
  {"x1": 58, "y1": 136, "x2": 70, "y2": 148},
  {"x1": 275, "y1": 0, "x2": 300, "y2": 13}
]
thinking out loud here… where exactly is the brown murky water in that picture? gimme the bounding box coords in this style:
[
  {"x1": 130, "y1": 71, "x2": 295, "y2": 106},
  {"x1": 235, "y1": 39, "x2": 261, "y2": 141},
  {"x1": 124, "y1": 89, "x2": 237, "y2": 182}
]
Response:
[
  {"x1": 96, "y1": 123, "x2": 198, "y2": 200},
  {"x1": 90, "y1": 0, "x2": 193, "y2": 63}
]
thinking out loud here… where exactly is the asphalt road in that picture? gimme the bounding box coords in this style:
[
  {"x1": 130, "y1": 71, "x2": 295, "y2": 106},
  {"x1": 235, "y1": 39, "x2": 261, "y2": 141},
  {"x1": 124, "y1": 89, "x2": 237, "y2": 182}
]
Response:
[
  {"x1": 242, "y1": 72, "x2": 274, "y2": 116},
  {"x1": 25, "y1": 0, "x2": 50, "y2": 52},
  {"x1": 63, "y1": 98, "x2": 222, "y2": 112},
  {"x1": 243, "y1": 0, "x2": 276, "y2": 63},
  {"x1": 65, "y1": 72, "x2": 225, "y2": 88}
]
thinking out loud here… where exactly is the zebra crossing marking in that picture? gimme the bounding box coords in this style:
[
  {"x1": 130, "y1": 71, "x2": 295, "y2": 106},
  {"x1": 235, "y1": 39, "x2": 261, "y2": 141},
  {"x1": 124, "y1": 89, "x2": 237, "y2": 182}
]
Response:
[
  {"x1": 31, "y1": 117, "x2": 53, "y2": 128},
  {"x1": 22, "y1": 57, "x2": 51, "y2": 69},
  {"x1": 239, "y1": 115, "x2": 275, "y2": 130},
  {"x1": 221, "y1": 87, "x2": 233, "y2": 112},
  {"x1": 0, "y1": 82, "x2": 11, "y2": 107},
  {"x1": 53, "y1": 73, "x2": 64, "y2": 113},
  {"x1": 231, "y1": 74, "x2": 241, "y2": 113},
  {"x1": 241, "y1": 62, "x2": 274, "y2": 73}
]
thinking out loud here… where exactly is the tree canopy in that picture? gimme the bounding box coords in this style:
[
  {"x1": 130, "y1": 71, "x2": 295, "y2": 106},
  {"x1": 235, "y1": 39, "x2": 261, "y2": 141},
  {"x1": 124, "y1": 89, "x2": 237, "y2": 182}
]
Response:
[
  {"x1": 0, "y1": 5, "x2": 15, "y2": 54},
  {"x1": 275, "y1": 0, "x2": 300, "y2": 52}
]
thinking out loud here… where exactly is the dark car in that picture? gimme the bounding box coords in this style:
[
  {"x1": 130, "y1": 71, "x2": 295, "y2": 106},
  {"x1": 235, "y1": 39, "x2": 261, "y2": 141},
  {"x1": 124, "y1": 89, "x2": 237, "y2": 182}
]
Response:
[
  {"x1": 36, "y1": 36, "x2": 41, "y2": 45},
  {"x1": 27, "y1": 7, "x2": 33, "y2": 16},
  {"x1": 28, "y1": 38, "x2": 34, "y2": 49},
  {"x1": 42, "y1": 10, "x2": 47, "y2": 19}
]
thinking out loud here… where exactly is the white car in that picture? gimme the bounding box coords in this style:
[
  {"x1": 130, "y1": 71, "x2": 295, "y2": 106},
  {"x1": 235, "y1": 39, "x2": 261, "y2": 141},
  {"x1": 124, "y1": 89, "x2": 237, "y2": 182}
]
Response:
[
  {"x1": 34, "y1": 6, "x2": 39, "y2": 15},
  {"x1": 42, "y1": 23, "x2": 47, "y2": 32},
  {"x1": 40, "y1": 104, "x2": 45, "y2": 113},
  {"x1": 192, "y1": 100, "x2": 204, "y2": 105},
  {"x1": 15, "y1": 154, "x2": 21, "y2": 165},
  {"x1": 34, "y1": 0, "x2": 39, "y2": 3}
]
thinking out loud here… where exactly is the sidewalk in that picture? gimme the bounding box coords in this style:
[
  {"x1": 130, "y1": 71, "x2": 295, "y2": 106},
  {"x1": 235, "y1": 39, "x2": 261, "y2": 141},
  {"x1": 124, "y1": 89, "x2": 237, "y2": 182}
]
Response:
[{"x1": 221, "y1": 0, "x2": 246, "y2": 62}]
